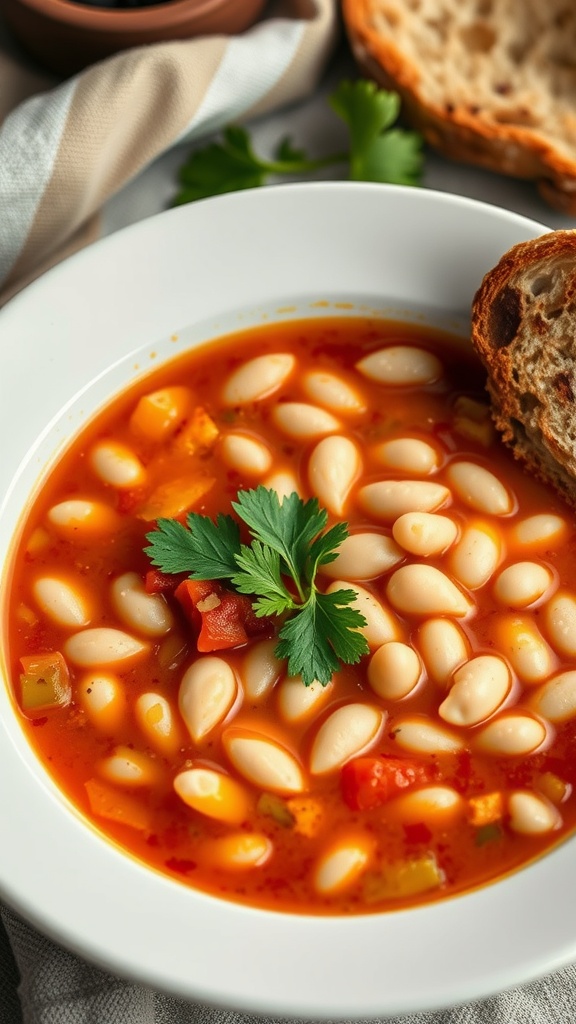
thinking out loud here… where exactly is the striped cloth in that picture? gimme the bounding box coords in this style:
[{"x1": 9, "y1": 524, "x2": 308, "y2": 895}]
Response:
[{"x1": 0, "y1": 0, "x2": 338, "y2": 305}]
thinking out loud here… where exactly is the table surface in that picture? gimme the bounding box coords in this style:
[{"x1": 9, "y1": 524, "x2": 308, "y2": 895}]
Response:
[{"x1": 101, "y1": 45, "x2": 576, "y2": 241}]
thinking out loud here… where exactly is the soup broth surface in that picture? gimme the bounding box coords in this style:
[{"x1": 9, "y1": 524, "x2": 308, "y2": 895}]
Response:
[{"x1": 6, "y1": 316, "x2": 576, "y2": 915}]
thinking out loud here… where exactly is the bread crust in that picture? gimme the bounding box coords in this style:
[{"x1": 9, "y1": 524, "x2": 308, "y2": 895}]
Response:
[
  {"x1": 343, "y1": 0, "x2": 576, "y2": 213},
  {"x1": 470, "y1": 229, "x2": 576, "y2": 508}
]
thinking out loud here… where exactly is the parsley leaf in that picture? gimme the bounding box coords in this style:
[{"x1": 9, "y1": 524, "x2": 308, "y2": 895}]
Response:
[
  {"x1": 173, "y1": 79, "x2": 423, "y2": 205},
  {"x1": 145, "y1": 512, "x2": 240, "y2": 579},
  {"x1": 144, "y1": 486, "x2": 370, "y2": 687}
]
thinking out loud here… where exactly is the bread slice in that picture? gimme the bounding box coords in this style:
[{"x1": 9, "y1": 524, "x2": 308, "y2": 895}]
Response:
[
  {"x1": 342, "y1": 0, "x2": 576, "y2": 213},
  {"x1": 470, "y1": 229, "x2": 576, "y2": 507}
]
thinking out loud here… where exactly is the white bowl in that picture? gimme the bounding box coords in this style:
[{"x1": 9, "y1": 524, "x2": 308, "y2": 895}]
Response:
[{"x1": 0, "y1": 182, "x2": 570, "y2": 1019}]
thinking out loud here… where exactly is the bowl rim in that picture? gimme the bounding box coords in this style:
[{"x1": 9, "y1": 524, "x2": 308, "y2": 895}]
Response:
[{"x1": 2, "y1": 181, "x2": 573, "y2": 1020}]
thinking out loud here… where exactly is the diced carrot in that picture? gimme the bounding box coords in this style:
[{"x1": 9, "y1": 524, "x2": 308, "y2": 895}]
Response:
[
  {"x1": 19, "y1": 652, "x2": 71, "y2": 711},
  {"x1": 467, "y1": 791, "x2": 504, "y2": 827},
  {"x1": 136, "y1": 474, "x2": 216, "y2": 521},
  {"x1": 84, "y1": 778, "x2": 152, "y2": 832},
  {"x1": 130, "y1": 387, "x2": 193, "y2": 442},
  {"x1": 285, "y1": 796, "x2": 324, "y2": 837},
  {"x1": 173, "y1": 407, "x2": 219, "y2": 454}
]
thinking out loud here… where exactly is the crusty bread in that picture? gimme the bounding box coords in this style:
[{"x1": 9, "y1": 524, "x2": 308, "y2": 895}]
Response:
[
  {"x1": 342, "y1": 0, "x2": 576, "y2": 213},
  {"x1": 470, "y1": 229, "x2": 576, "y2": 507}
]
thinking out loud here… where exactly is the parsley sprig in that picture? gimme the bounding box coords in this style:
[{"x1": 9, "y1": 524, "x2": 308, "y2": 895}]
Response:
[
  {"x1": 144, "y1": 487, "x2": 369, "y2": 686},
  {"x1": 174, "y1": 80, "x2": 423, "y2": 205}
]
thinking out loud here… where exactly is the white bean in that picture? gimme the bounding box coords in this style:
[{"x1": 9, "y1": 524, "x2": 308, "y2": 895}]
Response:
[
  {"x1": 32, "y1": 576, "x2": 92, "y2": 628},
  {"x1": 277, "y1": 676, "x2": 333, "y2": 724},
  {"x1": 47, "y1": 499, "x2": 119, "y2": 538},
  {"x1": 325, "y1": 580, "x2": 401, "y2": 647},
  {"x1": 321, "y1": 531, "x2": 404, "y2": 581},
  {"x1": 65, "y1": 628, "x2": 148, "y2": 667},
  {"x1": 111, "y1": 572, "x2": 174, "y2": 637},
  {"x1": 179, "y1": 656, "x2": 237, "y2": 743},
  {"x1": 219, "y1": 433, "x2": 272, "y2": 476},
  {"x1": 309, "y1": 703, "x2": 385, "y2": 774},
  {"x1": 448, "y1": 522, "x2": 501, "y2": 590},
  {"x1": 543, "y1": 592, "x2": 576, "y2": 658},
  {"x1": 529, "y1": 670, "x2": 576, "y2": 723},
  {"x1": 206, "y1": 832, "x2": 273, "y2": 871},
  {"x1": 390, "y1": 786, "x2": 464, "y2": 824},
  {"x1": 359, "y1": 480, "x2": 450, "y2": 522},
  {"x1": 272, "y1": 402, "x2": 341, "y2": 439},
  {"x1": 391, "y1": 715, "x2": 464, "y2": 754},
  {"x1": 308, "y1": 435, "x2": 361, "y2": 515},
  {"x1": 89, "y1": 440, "x2": 146, "y2": 489},
  {"x1": 508, "y1": 791, "x2": 561, "y2": 835},
  {"x1": 355, "y1": 346, "x2": 442, "y2": 385},
  {"x1": 240, "y1": 638, "x2": 283, "y2": 700},
  {"x1": 494, "y1": 614, "x2": 554, "y2": 684},
  {"x1": 302, "y1": 370, "x2": 366, "y2": 414},
  {"x1": 367, "y1": 642, "x2": 421, "y2": 701},
  {"x1": 135, "y1": 692, "x2": 182, "y2": 757},
  {"x1": 474, "y1": 713, "x2": 547, "y2": 756},
  {"x1": 416, "y1": 618, "x2": 469, "y2": 686},
  {"x1": 439, "y1": 655, "x2": 511, "y2": 726},
  {"x1": 387, "y1": 565, "x2": 471, "y2": 617},
  {"x1": 446, "y1": 460, "x2": 513, "y2": 516},
  {"x1": 222, "y1": 353, "x2": 295, "y2": 405},
  {"x1": 494, "y1": 562, "x2": 552, "y2": 608},
  {"x1": 392, "y1": 512, "x2": 458, "y2": 557},
  {"x1": 373, "y1": 437, "x2": 439, "y2": 475},
  {"x1": 313, "y1": 833, "x2": 374, "y2": 896},
  {"x1": 510, "y1": 514, "x2": 568, "y2": 549},
  {"x1": 98, "y1": 745, "x2": 159, "y2": 787},
  {"x1": 77, "y1": 672, "x2": 126, "y2": 731},
  {"x1": 223, "y1": 730, "x2": 305, "y2": 794},
  {"x1": 173, "y1": 767, "x2": 252, "y2": 825},
  {"x1": 262, "y1": 470, "x2": 301, "y2": 500}
]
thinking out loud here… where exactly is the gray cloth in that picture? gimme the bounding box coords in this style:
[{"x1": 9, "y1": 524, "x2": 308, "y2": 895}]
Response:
[{"x1": 2, "y1": 905, "x2": 576, "y2": 1024}]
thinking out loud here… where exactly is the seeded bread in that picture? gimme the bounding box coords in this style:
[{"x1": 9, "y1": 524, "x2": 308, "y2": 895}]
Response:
[
  {"x1": 342, "y1": 0, "x2": 576, "y2": 213},
  {"x1": 470, "y1": 229, "x2": 576, "y2": 507}
]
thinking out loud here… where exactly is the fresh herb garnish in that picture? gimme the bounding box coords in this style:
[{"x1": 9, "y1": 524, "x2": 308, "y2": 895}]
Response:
[
  {"x1": 174, "y1": 79, "x2": 423, "y2": 205},
  {"x1": 144, "y1": 486, "x2": 369, "y2": 686}
]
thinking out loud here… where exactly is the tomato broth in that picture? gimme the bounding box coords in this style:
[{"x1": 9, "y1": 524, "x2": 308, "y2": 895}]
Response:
[{"x1": 6, "y1": 316, "x2": 576, "y2": 915}]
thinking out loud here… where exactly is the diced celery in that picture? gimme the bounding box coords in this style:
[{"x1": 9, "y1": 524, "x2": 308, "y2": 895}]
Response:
[
  {"x1": 19, "y1": 652, "x2": 71, "y2": 711},
  {"x1": 363, "y1": 854, "x2": 444, "y2": 902}
]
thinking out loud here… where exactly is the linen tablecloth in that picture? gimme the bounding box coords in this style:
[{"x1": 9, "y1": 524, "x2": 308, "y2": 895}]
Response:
[{"x1": 2, "y1": 0, "x2": 576, "y2": 1019}]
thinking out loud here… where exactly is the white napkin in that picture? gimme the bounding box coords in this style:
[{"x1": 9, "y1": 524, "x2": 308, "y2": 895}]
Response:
[{"x1": 0, "y1": 0, "x2": 338, "y2": 304}]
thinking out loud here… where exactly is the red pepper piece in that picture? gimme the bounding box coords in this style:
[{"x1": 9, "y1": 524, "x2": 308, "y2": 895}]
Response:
[
  {"x1": 341, "y1": 755, "x2": 432, "y2": 811},
  {"x1": 144, "y1": 568, "x2": 190, "y2": 594}
]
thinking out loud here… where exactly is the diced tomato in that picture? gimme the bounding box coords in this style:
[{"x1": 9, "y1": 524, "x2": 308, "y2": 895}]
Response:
[
  {"x1": 341, "y1": 755, "x2": 432, "y2": 811},
  {"x1": 144, "y1": 568, "x2": 190, "y2": 594},
  {"x1": 174, "y1": 578, "x2": 272, "y2": 652}
]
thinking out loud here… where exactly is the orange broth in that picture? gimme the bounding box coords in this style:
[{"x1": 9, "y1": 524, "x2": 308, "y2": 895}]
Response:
[{"x1": 6, "y1": 316, "x2": 576, "y2": 914}]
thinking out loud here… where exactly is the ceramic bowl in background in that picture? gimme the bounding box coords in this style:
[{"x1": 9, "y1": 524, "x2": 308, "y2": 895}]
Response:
[{"x1": 0, "y1": 0, "x2": 266, "y2": 75}]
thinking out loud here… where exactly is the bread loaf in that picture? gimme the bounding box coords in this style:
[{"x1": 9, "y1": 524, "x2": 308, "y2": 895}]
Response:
[
  {"x1": 342, "y1": 0, "x2": 576, "y2": 213},
  {"x1": 470, "y1": 229, "x2": 576, "y2": 507}
]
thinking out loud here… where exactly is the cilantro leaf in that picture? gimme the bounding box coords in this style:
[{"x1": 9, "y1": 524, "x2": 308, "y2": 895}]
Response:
[{"x1": 173, "y1": 78, "x2": 423, "y2": 205}]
